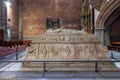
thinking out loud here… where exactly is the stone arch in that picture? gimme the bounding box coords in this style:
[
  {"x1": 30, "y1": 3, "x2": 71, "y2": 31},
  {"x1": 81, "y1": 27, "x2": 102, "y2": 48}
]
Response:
[
  {"x1": 96, "y1": 0, "x2": 120, "y2": 28},
  {"x1": 95, "y1": 0, "x2": 120, "y2": 45}
]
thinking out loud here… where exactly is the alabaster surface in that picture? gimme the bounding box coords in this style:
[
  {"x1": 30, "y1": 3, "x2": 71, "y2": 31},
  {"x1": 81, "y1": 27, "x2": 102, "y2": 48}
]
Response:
[{"x1": 23, "y1": 29, "x2": 109, "y2": 67}]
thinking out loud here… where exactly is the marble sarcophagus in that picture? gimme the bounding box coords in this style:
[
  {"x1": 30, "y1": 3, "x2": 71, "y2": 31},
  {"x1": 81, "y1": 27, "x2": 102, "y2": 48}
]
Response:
[{"x1": 23, "y1": 29, "x2": 110, "y2": 67}]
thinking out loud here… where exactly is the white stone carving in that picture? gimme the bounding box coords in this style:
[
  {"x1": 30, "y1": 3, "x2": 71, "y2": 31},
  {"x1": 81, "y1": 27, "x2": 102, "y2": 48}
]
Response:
[{"x1": 24, "y1": 29, "x2": 109, "y2": 67}]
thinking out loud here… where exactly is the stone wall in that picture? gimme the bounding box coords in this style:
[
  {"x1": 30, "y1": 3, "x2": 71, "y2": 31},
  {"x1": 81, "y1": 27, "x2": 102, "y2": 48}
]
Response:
[
  {"x1": 23, "y1": 0, "x2": 82, "y2": 37},
  {"x1": 7, "y1": 0, "x2": 19, "y2": 40},
  {"x1": 0, "y1": 0, "x2": 7, "y2": 29},
  {"x1": 0, "y1": 0, "x2": 7, "y2": 40}
]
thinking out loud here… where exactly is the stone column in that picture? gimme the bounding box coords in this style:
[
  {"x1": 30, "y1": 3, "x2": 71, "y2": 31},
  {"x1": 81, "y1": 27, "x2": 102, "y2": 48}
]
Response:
[
  {"x1": 0, "y1": 0, "x2": 7, "y2": 40},
  {"x1": 95, "y1": 28, "x2": 105, "y2": 45},
  {"x1": 0, "y1": 0, "x2": 2, "y2": 29},
  {"x1": 104, "y1": 28, "x2": 110, "y2": 45},
  {"x1": 19, "y1": 0, "x2": 23, "y2": 40}
]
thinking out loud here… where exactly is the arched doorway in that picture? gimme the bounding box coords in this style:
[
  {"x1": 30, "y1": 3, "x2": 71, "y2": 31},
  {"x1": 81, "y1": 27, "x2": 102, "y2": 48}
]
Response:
[
  {"x1": 95, "y1": 0, "x2": 120, "y2": 45},
  {"x1": 104, "y1": 6, "x2": 120, "y2": 45},
  {"x1": 110, "y1": 16, "x2": 120, "y2": 42}
]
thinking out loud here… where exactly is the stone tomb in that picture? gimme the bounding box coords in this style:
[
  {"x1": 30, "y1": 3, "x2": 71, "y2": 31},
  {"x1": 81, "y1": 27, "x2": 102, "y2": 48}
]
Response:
[{"x1": 23, "y1": 29, "x2": 110, "y2": 68}]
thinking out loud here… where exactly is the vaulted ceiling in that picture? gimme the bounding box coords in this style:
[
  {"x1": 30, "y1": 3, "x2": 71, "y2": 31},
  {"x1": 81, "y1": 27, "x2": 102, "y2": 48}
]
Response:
[{"x1": 89, "y1": 0, "x2": 103, "y2": 11}]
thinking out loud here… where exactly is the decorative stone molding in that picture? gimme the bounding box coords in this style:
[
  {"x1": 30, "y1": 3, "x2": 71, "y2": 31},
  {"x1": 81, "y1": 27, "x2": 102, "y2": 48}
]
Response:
[
  {"x1": 94, "y1": 0, "x2": 120, "y2": 45},
  {"x1": 89, "y1": 0, "x2": 103, "y2": 11},
  {"x1": 23, "y1": 29, "x2": 109, "y2": 67},
  {"x1": 96, "y1": 0, "x2": 120, "y2": 28}
]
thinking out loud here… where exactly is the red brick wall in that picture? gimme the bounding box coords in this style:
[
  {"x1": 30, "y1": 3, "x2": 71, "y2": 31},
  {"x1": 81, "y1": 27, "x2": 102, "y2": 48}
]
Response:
[{"x1": 23, "y1": 0, "x2": 82, "y2": 37}]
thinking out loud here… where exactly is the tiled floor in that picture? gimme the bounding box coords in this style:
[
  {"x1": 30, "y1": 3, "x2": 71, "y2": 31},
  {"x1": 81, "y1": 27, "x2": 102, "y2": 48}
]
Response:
[{"x1": 0, "y1": 50, "x2": 120, "y2": 80}]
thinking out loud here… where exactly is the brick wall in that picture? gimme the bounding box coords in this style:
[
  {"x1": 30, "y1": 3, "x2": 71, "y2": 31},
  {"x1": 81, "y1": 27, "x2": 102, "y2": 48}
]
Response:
[{"x1": 23, "y1": 0, "x2": 82, "y2": 37}]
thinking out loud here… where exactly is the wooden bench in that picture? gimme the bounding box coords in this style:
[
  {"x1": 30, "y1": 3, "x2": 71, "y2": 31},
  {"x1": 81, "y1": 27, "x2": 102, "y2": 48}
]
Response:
[
  {"x1": 23, "y1": 40, "x2": 32, "y2": 46},
  {"x1": 2, "y1": 40, "x2": 32, "y2": 48},
  {"x1": 111, "y1": 41, "x2": 120, "y2": 46},
  {"x1": 108, "y1": 41, "x2": 120, "y2": 51}
]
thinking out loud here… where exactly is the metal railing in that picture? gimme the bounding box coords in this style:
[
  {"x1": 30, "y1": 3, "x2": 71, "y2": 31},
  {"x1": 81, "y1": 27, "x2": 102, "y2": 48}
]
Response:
[{"x1": 0, "y1": 60, "x2": 120, "y2": 77}]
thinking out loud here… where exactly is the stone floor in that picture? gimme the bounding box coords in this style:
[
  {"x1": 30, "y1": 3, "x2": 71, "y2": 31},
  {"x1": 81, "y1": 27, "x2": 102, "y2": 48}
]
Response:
[
  {"x1": 0, "y1": 50, "x2": 120, "y2": 80},
  {"x1": 0, "y1": 71, "x2": 120, "y2": 80},
  {"x1": 109, "y1": 50, "x2": 120, "y2": 68}
]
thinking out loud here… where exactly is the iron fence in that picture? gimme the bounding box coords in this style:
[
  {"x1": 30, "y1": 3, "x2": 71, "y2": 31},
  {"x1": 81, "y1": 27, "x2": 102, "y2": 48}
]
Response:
[{"x1": 0, "y1": 60, "x2": 120, "y2": 77}]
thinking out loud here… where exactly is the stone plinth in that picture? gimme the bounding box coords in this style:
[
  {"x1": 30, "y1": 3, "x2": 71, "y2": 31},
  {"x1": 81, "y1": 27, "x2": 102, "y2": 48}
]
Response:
[{"x1": 23, "y1": 29, "x2": 109, "y2": 67}]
